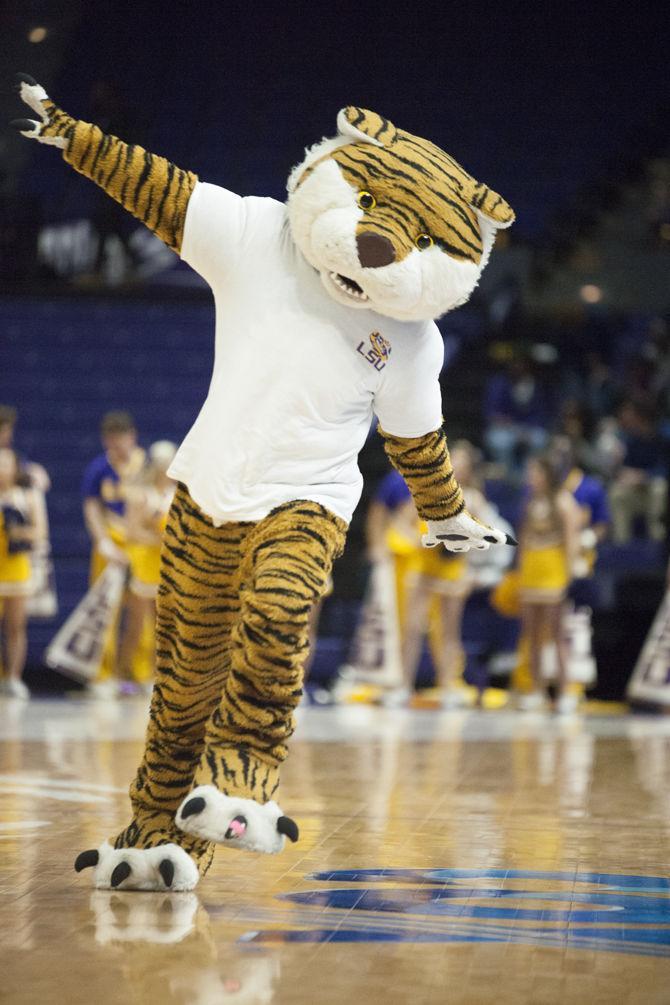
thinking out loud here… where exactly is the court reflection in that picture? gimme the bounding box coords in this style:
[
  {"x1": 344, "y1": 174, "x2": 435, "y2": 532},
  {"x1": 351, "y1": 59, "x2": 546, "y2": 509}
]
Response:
[
  {"x1": 88, "y1": 890, "x2": 280, "y2": 1003},
  {"x1": 90, "y1": 890, "x2": 201, "y2": 945}
]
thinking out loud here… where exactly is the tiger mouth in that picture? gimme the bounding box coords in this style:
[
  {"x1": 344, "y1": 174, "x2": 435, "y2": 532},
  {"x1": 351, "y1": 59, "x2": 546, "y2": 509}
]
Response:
[{"x1": 330, "y1": 272, "x2": 370, "y2": 302}]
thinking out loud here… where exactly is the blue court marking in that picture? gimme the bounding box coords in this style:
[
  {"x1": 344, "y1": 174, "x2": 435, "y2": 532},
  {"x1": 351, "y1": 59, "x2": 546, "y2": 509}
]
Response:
[
  {"x1": 280, "y1": 887, "x2": 670, "y2": 923},
  {"x1": 309, "y1": 868, "x2": 670, "y2": 892},
  {"x1": 238, "y1": 869, "x2": 670, "y2": 955}
]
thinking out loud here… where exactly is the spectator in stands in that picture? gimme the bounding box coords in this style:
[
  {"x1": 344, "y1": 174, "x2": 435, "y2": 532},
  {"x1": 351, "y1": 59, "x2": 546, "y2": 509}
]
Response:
[
  {"x1": 554, "y1": 400, "x2": 602, "y2": 475},
  {"x1": 623, "y1": 353, "x2": 656, "y2": 405},
  {"x1": 564, "y1": 351, "x2": 620, "y2": 421},
  {"x1": 82, "y1": 411, "x2": 148, "y2": 694},
  {"x1": 0, "y1": 448, "x2": 46, "y2": 699},
  {"x1": 517, "y1": 454, "x2": 580, "y2": 712},
  {"x1": 648, "y1": 164, "x2": 670, "y2": 248},
  {"x1": 584, "y1": 352, "x2": 621, "y2": 418},
  {"x1": 645, "y1": 317, "x2": 670, "y2": 427},
  {"x1": 0, "y1": 406, "x2": 16, "y2": 450},
  {"x1": 591, "y1": 415, "x2": 626, "y2": 481},
  {"x1": 484, "y1": 356, "x2": 550, "y2": 475},
  {"x1": 609, "y1": 399, "x2": 668, "y2": 543}
]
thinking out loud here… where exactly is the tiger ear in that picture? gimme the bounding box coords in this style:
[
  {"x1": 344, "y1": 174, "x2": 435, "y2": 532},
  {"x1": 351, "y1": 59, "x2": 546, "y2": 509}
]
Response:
[
  {"x1": 468, "y1": 180, "x2": 515, "y2": 229},
  {"x1": 337, "y1": 107, "x2": 398, "y2": 147}
]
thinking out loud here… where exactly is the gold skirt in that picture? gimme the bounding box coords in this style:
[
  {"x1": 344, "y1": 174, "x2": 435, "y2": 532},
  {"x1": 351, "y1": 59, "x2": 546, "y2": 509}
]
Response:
[
  {"x1": 0, "y1": 551, "x2": 33, "y2": 597},
  {"x1": 519, "y1": 545, "x2": 568, "y2": 604},
  {"x1": 125, "y1": 542, "x2": 162, "y2": 599},
  {"x1": 406, "y1": 548, "x2": 470, "y2": 598}
]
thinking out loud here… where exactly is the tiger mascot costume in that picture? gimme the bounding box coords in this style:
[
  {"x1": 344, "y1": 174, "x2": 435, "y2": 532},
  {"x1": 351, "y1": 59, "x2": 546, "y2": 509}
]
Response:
[{"x1": 13, "y1": 73, "x2": 515, "y2": 891}]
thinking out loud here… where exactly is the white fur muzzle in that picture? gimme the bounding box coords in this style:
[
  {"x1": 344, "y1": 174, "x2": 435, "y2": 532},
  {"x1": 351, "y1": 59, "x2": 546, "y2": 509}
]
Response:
[{"x1": 287, "y1": 152, "x2": 491, "y2": 322}]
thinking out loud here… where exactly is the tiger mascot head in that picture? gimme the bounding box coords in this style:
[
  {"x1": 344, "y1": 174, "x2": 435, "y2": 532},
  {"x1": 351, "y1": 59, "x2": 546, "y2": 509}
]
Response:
[{"x1": 287, "y1": 106, "x2": 514, "y2": 322}]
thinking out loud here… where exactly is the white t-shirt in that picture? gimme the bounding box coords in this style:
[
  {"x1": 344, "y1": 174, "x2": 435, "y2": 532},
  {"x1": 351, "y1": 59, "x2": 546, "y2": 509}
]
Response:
[{"x1": 168, "y1": 182, "x2": 444, "y2": 525}]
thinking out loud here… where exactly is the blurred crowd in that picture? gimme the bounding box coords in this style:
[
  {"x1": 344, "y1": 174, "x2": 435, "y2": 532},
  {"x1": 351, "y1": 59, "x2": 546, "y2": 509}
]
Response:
[
  {"x1": 483, "y1": 315, "x2": 670, "y2": 544},
  {"x1": 1, "y1": 312, "x2": 669, "y2": 711}
]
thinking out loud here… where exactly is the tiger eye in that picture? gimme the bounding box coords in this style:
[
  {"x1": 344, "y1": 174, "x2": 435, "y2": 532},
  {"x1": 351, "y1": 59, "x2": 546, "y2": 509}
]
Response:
[
  {"x1": 416, "y1": 234, "x2": 434, "y2": 250},
  {"x1": 358, "y1": 191, "x2": 376, "y2": 210}
]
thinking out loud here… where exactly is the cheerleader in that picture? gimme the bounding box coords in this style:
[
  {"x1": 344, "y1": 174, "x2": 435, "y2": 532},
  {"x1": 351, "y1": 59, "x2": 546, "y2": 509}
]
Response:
[
  {"x1": 118, "y1": 441, "x2": 177, "y2": 686},
  {"x1": 518, "y1": 454, "x2": 580, "y2": 712},
  {"x1": 0, "y1": 448, "x2": 46, "y2": 699},
  {"x1": 82, "y1": 411, "x2": 148, "y2": 692},
  {"x1": 397, "y1": 442, "x2": 489, "y2": 707},
  {"x1": 0, "y1": 403, "x2": 55, "y2": 618}
]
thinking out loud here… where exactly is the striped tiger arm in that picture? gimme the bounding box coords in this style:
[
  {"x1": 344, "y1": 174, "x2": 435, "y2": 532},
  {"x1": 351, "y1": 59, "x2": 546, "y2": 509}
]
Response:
[
  {"x1": 12, "y1": 74, "x2": 195, "y2": 253},
  {"x1": 63, "y1": 117, "x2": 196, "y2": 253},
  {"x1": 380, "y1": 427, "x2": 465, "y2": 521}
]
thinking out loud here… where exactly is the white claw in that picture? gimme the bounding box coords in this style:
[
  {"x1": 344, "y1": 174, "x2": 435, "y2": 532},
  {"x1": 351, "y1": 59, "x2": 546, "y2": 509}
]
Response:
[
  {"x1": 20, "y1": 81, "x2": 50, "y2": 119},
  {"x1": 16, "y1": 118, "x2": 42, "y2": 138},
  {"x1": 16, "y1": 81, "x2": 66, "y2": 148},
  {"x1": 16, "y1": 117, "x2": 66, "y2": 148}
]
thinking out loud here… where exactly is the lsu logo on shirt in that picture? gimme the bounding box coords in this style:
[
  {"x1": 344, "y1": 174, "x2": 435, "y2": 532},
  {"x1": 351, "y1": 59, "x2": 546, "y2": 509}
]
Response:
[{"x1": 357, "y1": 331, "x2": 392, "y2": 371}]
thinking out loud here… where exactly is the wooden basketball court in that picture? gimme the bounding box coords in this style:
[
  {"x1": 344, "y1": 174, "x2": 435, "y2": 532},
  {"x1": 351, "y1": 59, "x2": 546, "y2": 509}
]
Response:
[{"x1": 1, "y1": 698, "x2": 669, "y2": 1003}]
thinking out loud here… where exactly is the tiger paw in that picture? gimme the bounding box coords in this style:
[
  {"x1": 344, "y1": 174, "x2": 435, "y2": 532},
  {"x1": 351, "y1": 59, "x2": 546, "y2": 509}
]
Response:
[
  {"x1": 175, "y1": 785, "x2": 299, "y2": 853},
  {"x1": 422, "y1": 511, "x2": 517, "y2": 553},
  {"x1": 74, "y1": 841, "x2": 200, "y2": 891},
  {"x1": 10, "y1": 73, "x2": 72, "y2": 149}
]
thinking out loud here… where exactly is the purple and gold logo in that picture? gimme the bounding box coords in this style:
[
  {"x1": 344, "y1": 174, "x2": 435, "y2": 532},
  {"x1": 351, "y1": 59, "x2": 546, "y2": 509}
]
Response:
[{"x1": 357, "y1": 331, "x2": 392, "y2": 371}]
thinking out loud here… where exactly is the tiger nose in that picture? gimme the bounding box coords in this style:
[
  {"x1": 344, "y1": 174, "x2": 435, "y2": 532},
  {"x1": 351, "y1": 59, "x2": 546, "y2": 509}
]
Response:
[{"x1": 356, "y1": 232, "x2": 396, "y2": 269}]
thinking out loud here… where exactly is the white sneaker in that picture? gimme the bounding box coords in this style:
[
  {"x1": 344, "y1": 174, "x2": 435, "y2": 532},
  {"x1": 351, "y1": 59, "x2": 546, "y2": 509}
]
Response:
[
  {"x1": 441, "y1": 687, "x2": 470, "y2": 710},
  {"x1": 311, "y1": 687, "x2": 334, "y2": 706},
  {"x1": 2, "y1": 678, "x2": 30, "y2": 700},
  {"x1": 516, "y1": 691, "x2": 545, "y2": 711},
  {"x1": 555, "y1": 692, "x2": 579, "y2": 715},
  {"x1": 86, "y1": 679, "x2": 117, "y2": 700},
  {"x1": 381, "y1": 687, "x2": 411, "y2": 708}
]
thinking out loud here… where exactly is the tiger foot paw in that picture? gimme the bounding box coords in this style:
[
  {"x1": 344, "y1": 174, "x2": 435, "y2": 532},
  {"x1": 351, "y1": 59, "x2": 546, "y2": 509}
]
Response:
[
  {"x1": 74, "y1": 841, "x2": 200, "y2": 891},
  {"x1": 175, "y1": 785, "x2": 299, "y2": 853}
]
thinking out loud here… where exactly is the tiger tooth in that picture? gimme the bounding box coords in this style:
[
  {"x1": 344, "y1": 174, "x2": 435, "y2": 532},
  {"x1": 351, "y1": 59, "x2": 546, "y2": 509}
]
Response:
[{"x1": 329, "y1": 271, "x2": 369, "y2": 301}]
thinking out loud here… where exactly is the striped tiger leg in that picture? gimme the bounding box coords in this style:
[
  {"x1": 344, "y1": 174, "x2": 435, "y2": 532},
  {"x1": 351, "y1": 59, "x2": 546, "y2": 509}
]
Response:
[
  {"x1": 190, "y1": 501, "x2": 347, "y2": 803},
  {"x1": 112, "y1": 808, "x2": 215, "y2": 878},
  {"x1": 114, "y1": 484, "x2": 253, "y2": 874}
]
